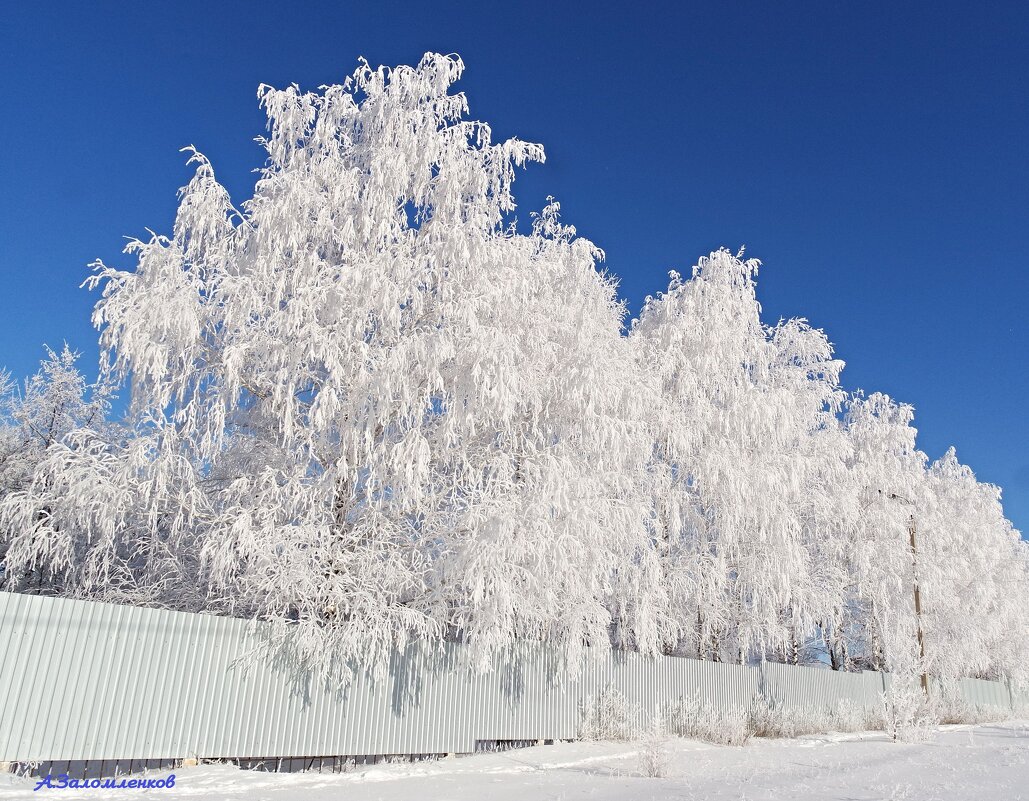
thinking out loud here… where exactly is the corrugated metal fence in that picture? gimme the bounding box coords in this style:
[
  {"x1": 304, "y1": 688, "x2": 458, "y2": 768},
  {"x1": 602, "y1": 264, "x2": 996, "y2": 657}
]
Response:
[{"x1": 0, "y1": 591, "x2": 1020, "y2": 769}]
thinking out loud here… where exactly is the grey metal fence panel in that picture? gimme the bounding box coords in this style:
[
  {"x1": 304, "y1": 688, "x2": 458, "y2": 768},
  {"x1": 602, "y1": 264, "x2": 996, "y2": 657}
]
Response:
[
  {"x1": 0, "y1": 591, "x2": 1018, "y2": 764},
  {"x1": 955, "y1": 677, "x2": 1012, "y2": 710},
  {"x1": 760, "y1": 661, "x2": 886, "y2": 712}
]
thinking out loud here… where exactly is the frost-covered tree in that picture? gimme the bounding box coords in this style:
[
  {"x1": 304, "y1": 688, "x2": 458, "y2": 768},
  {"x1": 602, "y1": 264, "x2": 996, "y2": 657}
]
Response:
[
  {"x1": 632, "y1": 249, "x2": 849, "y2": 663},
  {"x1": 0, "y1": 345, "x2": 114, "y2": 591},
  {"x1": 830, "y1": 396, "x2": 1029, "y2": 685},
  {"x1": 0, "y1": 345, "x2": 111, "y2": 495},
  {"x1": 835, "y1": 392, "x2": 929, "y2": 674},
  {"x1": 1, "y1": 54, "x2": 660, "y2": 670},
  {"x1": 919, "y1": 448, "x2": 1029, "y2": 682}
]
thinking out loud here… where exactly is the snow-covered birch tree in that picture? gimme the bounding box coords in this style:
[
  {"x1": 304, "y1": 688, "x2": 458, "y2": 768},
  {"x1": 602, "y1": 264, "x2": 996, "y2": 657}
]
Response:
[
  {"x1": 0, "y1": 345, "x2": 112, "y2": 496},
  {"x1": 1, "y1": 54, "x2": 660, "y2": 672},
  {"x1": 919, "y1": 448, "x2": 1029, "y2": 682},
  {"x1": 631, "y1": 248, "x2": 850, "y2": 663},
  {"x1": 0, "y1": 346, "x2": 116, "y2": 594},
  {"x1": 839, "y1": 392, "x2": 932, "y2": 674}
]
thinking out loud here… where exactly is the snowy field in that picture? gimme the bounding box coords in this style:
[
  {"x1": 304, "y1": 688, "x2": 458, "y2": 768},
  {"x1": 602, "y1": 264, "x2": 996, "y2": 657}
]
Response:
[{"x1": 3, "y1": 721, "x2": 1027, "y2": 801}]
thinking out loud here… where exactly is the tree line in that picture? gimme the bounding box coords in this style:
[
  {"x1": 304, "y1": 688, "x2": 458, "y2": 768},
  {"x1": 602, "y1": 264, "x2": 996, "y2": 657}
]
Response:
[{"x1": 1, "y1": 54, "x2": 1025, "y2": 688}]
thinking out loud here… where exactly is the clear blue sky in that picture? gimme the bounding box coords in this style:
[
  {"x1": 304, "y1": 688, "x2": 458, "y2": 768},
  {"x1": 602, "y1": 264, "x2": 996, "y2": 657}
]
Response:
[{"x1": 1, "y1": 2, "x2": 1026, "y2": 535}]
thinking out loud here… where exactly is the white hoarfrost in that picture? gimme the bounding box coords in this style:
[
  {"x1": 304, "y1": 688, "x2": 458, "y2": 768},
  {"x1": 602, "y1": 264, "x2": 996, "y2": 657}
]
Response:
[
  {"x1": 631, "y1": 249, "x2": 852, "y2": 663},
  {"x1": 0, "y1": 53, "x2": 1026, "y2": 690},
  {"x1": 1, "y1": 54, "x2": 659, "y2": 673}
]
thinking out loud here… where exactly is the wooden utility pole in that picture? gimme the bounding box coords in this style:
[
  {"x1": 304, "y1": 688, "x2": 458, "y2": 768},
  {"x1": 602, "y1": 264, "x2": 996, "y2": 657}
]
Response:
[
  {"x1": 881, "y1": 491, "x2": 930, "y2": 694},
  {"x1": 907, "y1": 514, "x2": 929, "y2": 694}
]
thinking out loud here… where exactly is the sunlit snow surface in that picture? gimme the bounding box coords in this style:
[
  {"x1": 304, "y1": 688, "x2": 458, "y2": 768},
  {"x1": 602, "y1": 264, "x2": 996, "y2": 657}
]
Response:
[{"x1": 4, "y1": 722, "x2": 1027, "y2": 801}]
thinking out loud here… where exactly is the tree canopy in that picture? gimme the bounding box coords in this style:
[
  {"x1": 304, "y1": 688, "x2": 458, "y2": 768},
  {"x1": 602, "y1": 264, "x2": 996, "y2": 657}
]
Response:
[{"x1": 1, "y1": 53, "x2": 1025, "y2": 686}]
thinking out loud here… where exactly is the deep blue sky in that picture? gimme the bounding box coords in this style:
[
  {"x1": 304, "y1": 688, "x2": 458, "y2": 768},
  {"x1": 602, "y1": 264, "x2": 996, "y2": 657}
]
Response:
[{"x1": 1, "y1": 2, "x2": 1026, "y2": 534}]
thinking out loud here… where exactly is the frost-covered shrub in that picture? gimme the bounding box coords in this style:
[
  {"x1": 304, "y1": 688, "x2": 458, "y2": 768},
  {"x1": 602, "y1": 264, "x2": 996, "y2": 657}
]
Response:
[
  {"x1": 1012, "y1": 689, "x2": 1029, "y2": 718},
  {"x1": 747, "y1": 698, "x2": 806, "y2": 739},
  {"x1": 825, "y1": 698, "x2": 883, "y2": 733},
  {"x1": 933, "y1": 694, "x2": 1010, "y2": 726},
  {"x1": 881, "y1": 674, "x2": 938, "y2": 742},
  {"x1": 637, "y1": 721, "x2": 670, "y2": 778},
  {"x1": 662, "y1": 693, "x2": 883, "y2": 745},
  {"x1": 578, "y1": 688, "x2": 642, "y2": 741},
  {"x1": 663, "y1": 695, "x2": 752, "y2": 746},
  {"x1": 746, "y1": 696, "x2": 881, "y2": 739}
]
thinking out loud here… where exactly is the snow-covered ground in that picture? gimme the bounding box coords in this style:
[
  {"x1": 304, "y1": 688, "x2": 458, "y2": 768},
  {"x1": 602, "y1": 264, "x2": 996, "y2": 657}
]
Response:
[{"x1": 4, "y1": 722, "x2": 1027, "y2": 801}]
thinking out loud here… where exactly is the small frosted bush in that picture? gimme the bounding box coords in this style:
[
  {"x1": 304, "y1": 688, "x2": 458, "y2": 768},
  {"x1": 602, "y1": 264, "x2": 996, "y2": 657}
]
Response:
[
  {"x1": 881, "y1": 674, "x2": 938, "y2": 743},
  {"x1": 664, "y1": 695, "x2": 752, "y2": 746},
  {"x1": 637, "y1": 721, "x2": 670, "y2": 778},
  {"x1": 933, "y1": 694, "x2": 1010, "y2": 726},
  {"x1": 746, "y1": 697, "x2": 880, "y2": 739},
  {"x1": 578, "y1": 688, "x2": 642, "y2": 741}
]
